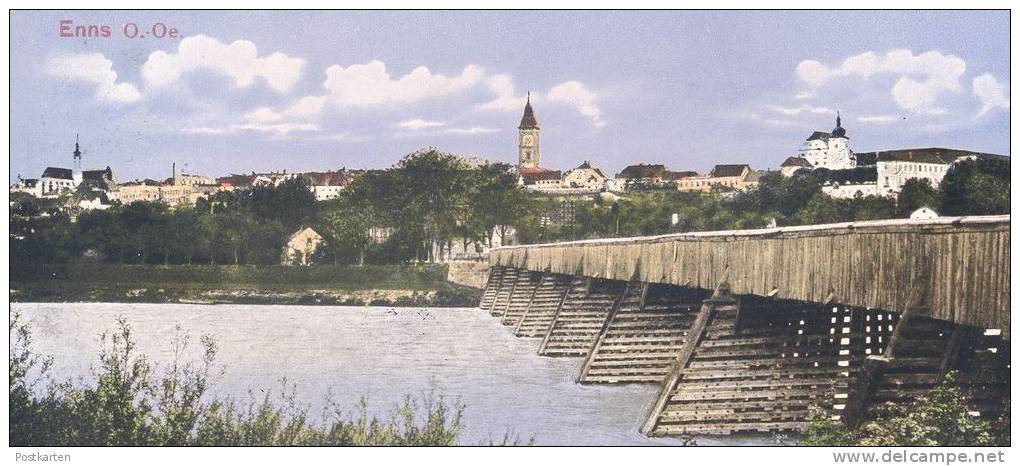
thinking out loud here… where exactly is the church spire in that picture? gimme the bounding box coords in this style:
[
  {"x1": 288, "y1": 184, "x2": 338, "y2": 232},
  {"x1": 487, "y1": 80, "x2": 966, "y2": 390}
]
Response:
[
  {"x1": 73, "y1": 133, "x2": 82, "y2": 172},
  {"x1": 831, "y1": 111, "x2": 847, "y2": 138},
  {"x1": 519, "y1": 92, "x2": 539, "y2": 129}
]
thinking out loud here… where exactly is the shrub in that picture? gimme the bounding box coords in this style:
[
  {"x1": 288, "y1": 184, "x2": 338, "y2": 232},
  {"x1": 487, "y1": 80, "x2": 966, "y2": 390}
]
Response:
[
  {"x1": 9, "y1": 313, "x2": 467, "y2": 446},
  {"x1": 804, "y1": 373, "x2": 1010, "y2": 446}
]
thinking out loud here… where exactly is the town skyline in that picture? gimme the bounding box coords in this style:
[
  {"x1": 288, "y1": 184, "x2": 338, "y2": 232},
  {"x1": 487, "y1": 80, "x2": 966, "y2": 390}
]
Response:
[{"x1": 11, "y1": 10, "x2": 1011, "y2": 183}]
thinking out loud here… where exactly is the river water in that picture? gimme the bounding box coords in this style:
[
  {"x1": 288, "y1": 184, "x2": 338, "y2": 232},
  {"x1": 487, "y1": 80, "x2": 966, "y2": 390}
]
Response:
[{"x1": 11, "y1": 303, "x2": 767, "y2": 446}]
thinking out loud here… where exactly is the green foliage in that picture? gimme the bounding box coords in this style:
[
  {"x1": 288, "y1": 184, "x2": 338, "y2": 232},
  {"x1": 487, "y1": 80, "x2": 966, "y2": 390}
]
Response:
[
  {"x1": 897, "y1": 178, "x2": 940, "y2": 216},
  {"x1": 803, "y1": 372, "x2": 1010, "y2": 446},
  {"x1": 12, "y1": 151, "x2": 1009, "y2": 263},
  {"x1": 10, "y1": 313, "x2": 468, "y2": 446},
  {"x1": 526, "y1": 172, "x2": 899, "y2": 243},
  {"x1": 939, "y1": 158, "x2": 1010, "y2": 216},
  {"x1": 316, "y1": 150, "x2": 530, "y2": 264}
]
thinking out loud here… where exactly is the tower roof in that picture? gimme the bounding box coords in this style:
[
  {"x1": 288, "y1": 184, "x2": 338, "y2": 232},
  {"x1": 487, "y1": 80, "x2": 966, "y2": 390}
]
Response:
[
  {"x1": 519, "y1": 94, "x2": 539, "y2": 129},
  {"x1": 831, "y1": 112, "x2": 847, "y2": 138}
]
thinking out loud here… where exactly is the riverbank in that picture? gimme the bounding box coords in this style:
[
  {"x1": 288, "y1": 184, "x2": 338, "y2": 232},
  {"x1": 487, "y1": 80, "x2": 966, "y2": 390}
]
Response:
[{"x1": 9, "y1": 263, "x2": 481, "y2": 307}]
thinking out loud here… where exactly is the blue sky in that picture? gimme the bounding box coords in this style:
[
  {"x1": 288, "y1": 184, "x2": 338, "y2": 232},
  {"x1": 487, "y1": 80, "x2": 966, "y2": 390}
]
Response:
[{"x1": 9, "y1": 10, "x2": 1011, "y2": 183}]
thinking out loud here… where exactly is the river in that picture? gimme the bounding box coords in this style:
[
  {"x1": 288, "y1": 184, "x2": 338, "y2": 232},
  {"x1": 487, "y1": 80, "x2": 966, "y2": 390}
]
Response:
[{"x1": 11, "y1": 303, "x2": 769, "y2": 446}]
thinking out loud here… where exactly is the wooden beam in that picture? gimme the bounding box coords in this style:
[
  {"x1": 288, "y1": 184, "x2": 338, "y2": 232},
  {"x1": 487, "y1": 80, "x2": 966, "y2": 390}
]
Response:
[
  {"x1": 495, "y1": 269, "x2": 520, "y2": 317},
  {"x1": 641, "y1": 276, "x2": 733, "y2": 435},
  {"x1": 841, "y1": 355, "x2": 889, "y2": 427},
  {"x1": 938, "y1": 324, "x2": 966, "y2": 374},
  {"x1": 578, "y1": 281, "x2": 641, "y2": 383},
  {"x1": 538, "y1": 268, "x2": 589, "y2": 355},
  {"x1": 509, "y1": 271, "x2": 544, "y2": 329}
]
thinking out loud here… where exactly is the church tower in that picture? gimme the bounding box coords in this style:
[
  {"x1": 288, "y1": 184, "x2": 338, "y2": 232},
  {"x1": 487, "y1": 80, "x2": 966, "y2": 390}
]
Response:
[
  {"x1": 72, "y1": 134, "x2": 83, "y2": 184},
  {"x1": 518, "y1": 93, "x2": 540, "y2": 169}
]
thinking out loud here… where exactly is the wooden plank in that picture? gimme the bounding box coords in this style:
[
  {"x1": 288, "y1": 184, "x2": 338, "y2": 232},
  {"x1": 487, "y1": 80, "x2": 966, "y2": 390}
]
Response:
[{"x1": 640, "y1": 288, "x2": 729, "y2": 434}]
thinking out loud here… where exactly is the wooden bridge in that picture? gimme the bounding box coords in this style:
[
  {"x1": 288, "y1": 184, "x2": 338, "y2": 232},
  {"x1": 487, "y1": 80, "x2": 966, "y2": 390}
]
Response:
[{"x1": 478, "y1": 215, "x2": 1010, "y2": 437}]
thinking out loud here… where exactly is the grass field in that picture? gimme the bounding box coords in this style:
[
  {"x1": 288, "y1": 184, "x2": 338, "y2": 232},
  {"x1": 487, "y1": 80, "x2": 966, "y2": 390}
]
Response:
[{"x1": 10, "y1": 263, "x2": 480, "y2": 306}]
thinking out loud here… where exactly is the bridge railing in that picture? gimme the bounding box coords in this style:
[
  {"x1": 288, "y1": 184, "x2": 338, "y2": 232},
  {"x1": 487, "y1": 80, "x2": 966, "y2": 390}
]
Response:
[{"x1": 491, "y1": 215, "x2": 1010, "y2": 337}]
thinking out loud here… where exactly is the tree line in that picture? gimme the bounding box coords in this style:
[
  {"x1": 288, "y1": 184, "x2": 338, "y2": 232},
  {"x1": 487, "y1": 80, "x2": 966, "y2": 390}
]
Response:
[
  {"x1": 518, "y1": 157, "x2": 1009, "y2": 243},
  {"x1": 10, "y1": 149, "x2": 532, "y2": 266},
  {"x1": 10, "y1": 150, "x2": 1009, "y2": 266}
]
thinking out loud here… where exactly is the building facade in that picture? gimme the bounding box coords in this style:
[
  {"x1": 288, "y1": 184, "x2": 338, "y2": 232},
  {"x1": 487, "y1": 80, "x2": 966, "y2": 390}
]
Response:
[
  {"x1": 780, "y1": 157, "x2": 812, "y2": 177},
  {"x1": 798, "y1": 113, "x2": 855, "y2": 170},
  {"x1": 281, "y1": 227, "x2": 323, "y2": 266},
  {"x1": 562, "y1": 161, "x2": 608, "y2": 190},
  {"x1": 675, "y1": 164, "x2": 761, "y2": 192}
]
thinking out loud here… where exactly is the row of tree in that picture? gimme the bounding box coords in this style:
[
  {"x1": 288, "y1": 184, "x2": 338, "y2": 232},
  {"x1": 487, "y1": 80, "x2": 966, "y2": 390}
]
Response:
[
  {"x1": 9, "y1": 150, "x2": 1009, "y2": 266},
  {"x1": 518, "y1": 157, "x2": 1009, "y2": 243},
  {"x1": 11, "y1": 149, "x2": 532, "y2": 266}
]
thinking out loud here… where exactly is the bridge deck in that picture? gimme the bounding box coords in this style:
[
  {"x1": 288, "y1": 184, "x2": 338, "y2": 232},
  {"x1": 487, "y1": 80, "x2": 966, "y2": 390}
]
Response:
[{"x1": 490, "y1": 216, "x2": 1010, "y2": 337}]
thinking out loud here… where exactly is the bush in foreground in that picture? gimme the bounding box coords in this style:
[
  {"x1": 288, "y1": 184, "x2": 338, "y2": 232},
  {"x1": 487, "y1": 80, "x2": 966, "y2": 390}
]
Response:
[
  {"x1": 9, "y1": 312, "x2": 470, "y2": 446},
  {"x1": 803, "y1": 373, "x2": 1010, "y2": 446}
]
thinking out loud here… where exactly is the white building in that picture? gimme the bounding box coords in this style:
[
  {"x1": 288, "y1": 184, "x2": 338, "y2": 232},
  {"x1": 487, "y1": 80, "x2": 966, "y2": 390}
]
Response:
[
  {"x1": 873, "y1": 149, "x2": 965, "y2": 197},
  {"x1": 779, "y1": 157, "x2": 812, "y2": 177},
  {"x1": 38, "y1": 167, "x2": 78, "y2": 198},
  {"x1": 281, "y1": 227, "x2": 323, "y2": 266},
  {"x1": 821, "y1": 182, "x2": 880, "y2": 199},
  {"x1": 798, "y1": 113, "x2": 855, "y2": 170},
  {"x1": 10, "y1": 178, "x2": 42, "y2": 197},
  {"x1": 910, "y1": 207, "x2": 939, "y2": 220},
  {"x1": 822, "y1": 148, "x2": 1006, "y2": 199},
  {"x1": 173, "y1": 173, "x2": 215, "y2": 187},
  {"x1": 561, "y1": 161, "x2": 609, "y2": 190}
]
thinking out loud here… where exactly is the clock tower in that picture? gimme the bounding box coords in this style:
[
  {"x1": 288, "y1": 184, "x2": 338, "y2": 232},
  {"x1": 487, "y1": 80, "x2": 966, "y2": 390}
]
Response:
[{"x1": 518, "y1": 93, "x2": 540, "y2": 169}]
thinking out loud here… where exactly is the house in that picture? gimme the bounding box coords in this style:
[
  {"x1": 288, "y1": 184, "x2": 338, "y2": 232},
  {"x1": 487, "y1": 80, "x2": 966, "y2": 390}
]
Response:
[
  {"x1": 216, "y1": 174, "x2": 255, "y2": 190},
  {"x1": 561, "y1": 161, "x2": 609, "y2": 190},
  {"x1": 519, "y1": 167, "x2": 562, "y2": 189},
  {"x1": 780, "y1": 157, "x2": 812, "y2": 177},
  {"x1": 676, "y1": 164, "x2": 760, "y2": 192},
  {"x1": 10, "y1": 177, "x2": 42, "y2": 197},
  {"x1": 173, "y1": 173, "x2": 215, "y2": 187},
  {"x1": 301, "y1": 170, "x2": 350, "y2": 201},
  {"x1": 617, "y1": 164, "x2": 668, "y2": 184},
  {"x1": 281, "y1": 227, "x2": 323, "y2": 266},
  {"x1": 38, "y1": 167, "x2": 77, "y2": 198},
  {"x1": 910, "y1": 207, "x2": 939, "y2": 220},
  {"x1": 871, "y1": 148, "x2": 1003, "y2": 197}
]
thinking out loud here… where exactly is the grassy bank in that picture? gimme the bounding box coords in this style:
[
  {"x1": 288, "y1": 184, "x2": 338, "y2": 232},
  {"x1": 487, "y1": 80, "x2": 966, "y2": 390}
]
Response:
[{"x1": 10, "y1": 263, "x2": 481, "y2": 307}]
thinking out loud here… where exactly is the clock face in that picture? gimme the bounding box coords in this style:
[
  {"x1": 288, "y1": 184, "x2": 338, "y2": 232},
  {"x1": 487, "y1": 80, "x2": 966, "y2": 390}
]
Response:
[{"x1": 522, "y1": 134, "x2": 533, "y2": 146}]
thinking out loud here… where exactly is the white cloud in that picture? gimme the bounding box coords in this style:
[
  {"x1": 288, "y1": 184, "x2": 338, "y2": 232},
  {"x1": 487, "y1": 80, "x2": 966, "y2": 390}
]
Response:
[
  {"x1": 48, "y1": 53, "x2": 141, "y2": 103},
  {"x1": 856, "y1": 115, "x2": 900, "y2": 124},
  {"x1": 796, "y1": 50, "x2": 967, "y2": 114},
  {"x1": 973, "y1": 73, "x2": 1010, "y2": 116},
  {"x1": 398, "y1": 119, "x2": 446, "y2": 130},
  {"x1": 546, "y1": 81, "x2": 605, "y2": 127},
  {"x1": 245, "y1": 95, "x2": 327, "y2": 124},
  {"x1": 445, "y1": 127, "x2": 498, "y2": 135},
  {"x1": 317, "y1": 133, "x2": 364, "y2": 142},
  {"x1": 793, "y1": 91, "x2": 815, "y2": 100},
  {"x1": 182, "y1": 122, "x2": 318, "y2": 136},
  {"x1": 478, "y1": 74, "x2": 527, "y2": 112},
  {"x1": 142, "y1": 35, "x2": 305, "y2": 92},
  {"x1": 768, "y1": 104, "x2": 833, "y2": 116},
  {"x1": 322, "y1": 60, "x2": 484, "y2": 107}
]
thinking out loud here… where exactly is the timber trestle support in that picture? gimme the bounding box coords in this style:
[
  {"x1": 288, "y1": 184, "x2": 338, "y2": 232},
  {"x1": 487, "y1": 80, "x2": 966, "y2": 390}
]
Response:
[{"x1": 477, "y1": 265, "x2": 1010, "y2": 438}]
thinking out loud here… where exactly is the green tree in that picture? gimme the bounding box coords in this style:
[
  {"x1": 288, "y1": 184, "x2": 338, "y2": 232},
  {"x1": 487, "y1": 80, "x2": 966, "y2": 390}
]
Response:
[
  {"x1": 939, "y1": 158, "x2": 1010, "y2": 216},
  {"x1": 897, "y1": 178, "x2": 940, "y2": 217}
]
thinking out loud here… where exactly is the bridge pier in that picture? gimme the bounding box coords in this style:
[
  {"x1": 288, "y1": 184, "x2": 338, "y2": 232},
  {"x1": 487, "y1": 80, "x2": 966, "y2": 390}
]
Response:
[{"x1": 477, "y1": 263, "x2": 1009, "y2": 437}]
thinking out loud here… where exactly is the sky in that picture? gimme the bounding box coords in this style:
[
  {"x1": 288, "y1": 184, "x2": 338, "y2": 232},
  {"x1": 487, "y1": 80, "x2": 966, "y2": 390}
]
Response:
[{"x1": 9, "y1": 10, "x2": 1011, "y2": 183}]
